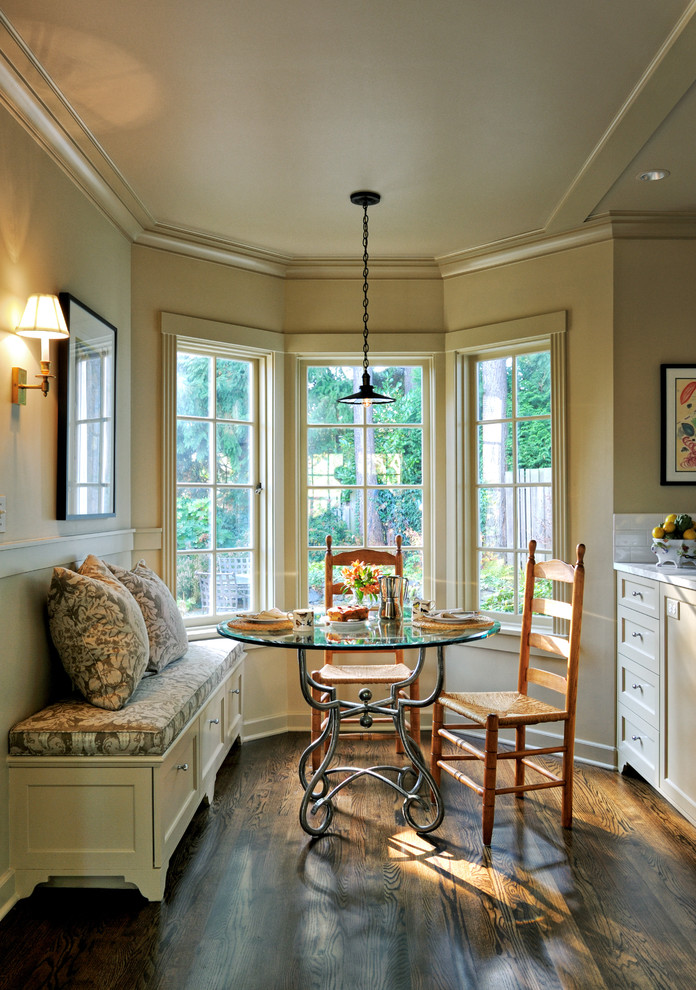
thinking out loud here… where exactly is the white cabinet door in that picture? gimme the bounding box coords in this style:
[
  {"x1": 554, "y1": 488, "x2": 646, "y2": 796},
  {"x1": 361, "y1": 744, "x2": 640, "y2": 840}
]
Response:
[{"x1": 661, "y1": 584, "x2": 696, "y2": 825}]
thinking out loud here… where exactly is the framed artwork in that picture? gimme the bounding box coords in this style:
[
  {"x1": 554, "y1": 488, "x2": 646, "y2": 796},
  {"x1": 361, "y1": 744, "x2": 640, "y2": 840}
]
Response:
[
  {"x1": 661, "y1": 364, "x2": 696, "y2": 485},
  {"x1": 57, "y1": 294, "x2": 117, "y2": 518}
]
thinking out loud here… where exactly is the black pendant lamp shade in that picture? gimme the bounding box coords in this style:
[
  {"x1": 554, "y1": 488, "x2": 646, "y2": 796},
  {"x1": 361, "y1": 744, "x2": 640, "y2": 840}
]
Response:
[{"x1": 338, "y1": 191, "x2": 394, "y2": 406}]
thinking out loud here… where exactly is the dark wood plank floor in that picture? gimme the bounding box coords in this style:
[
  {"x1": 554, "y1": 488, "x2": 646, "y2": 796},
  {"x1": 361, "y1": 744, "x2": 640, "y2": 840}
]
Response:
[{"x1": 1, "y1": 733, "x2": 695, "y2": 990}]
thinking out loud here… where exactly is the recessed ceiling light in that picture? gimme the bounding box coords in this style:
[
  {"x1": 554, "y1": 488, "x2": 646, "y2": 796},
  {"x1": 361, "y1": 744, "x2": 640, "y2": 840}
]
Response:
[{"x1": 637, "y1": 169, "x2": 670, "y2": 182}]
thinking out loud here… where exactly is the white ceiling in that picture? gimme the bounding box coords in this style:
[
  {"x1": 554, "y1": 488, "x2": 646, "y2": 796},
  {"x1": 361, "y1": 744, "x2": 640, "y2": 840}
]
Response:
[{"x1": 2, "y1": 0, "x2": 696, "y2": 271}]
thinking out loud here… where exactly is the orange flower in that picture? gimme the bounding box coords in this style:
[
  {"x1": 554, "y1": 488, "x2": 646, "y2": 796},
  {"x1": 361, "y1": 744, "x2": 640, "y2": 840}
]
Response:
[{"x1": 340, "y1": 560, "x2": 383, "y2": 603}]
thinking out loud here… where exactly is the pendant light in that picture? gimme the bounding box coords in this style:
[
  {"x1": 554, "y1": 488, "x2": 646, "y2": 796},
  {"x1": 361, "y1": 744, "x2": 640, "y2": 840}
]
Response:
[{"x1": 337, "y1": 191, "x2": 394, "y2": 406}]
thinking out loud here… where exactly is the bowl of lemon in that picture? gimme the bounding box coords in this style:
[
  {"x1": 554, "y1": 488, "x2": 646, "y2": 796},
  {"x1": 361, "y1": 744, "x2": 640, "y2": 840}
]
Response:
[{"x1": 651, "y1": 513, "x2": 696, "y2": 567}]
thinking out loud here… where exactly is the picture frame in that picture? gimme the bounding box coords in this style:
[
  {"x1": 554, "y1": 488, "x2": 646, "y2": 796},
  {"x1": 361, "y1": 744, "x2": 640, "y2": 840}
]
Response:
[
  {"x1": 57, "y1": 294, "x2": 117, "y2": 519},
  {"x1": 660, "y1": 363, "x2": 696, "y2": 486}
]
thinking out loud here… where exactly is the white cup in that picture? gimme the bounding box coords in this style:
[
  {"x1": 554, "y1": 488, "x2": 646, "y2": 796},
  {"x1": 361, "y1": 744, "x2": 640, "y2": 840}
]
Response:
[
  {"x1": 412, "y1": 599, "x2": 436, "y2": 618},
  {"x1": 290, "y1": 608, "x2": 315, "y2": 631}
]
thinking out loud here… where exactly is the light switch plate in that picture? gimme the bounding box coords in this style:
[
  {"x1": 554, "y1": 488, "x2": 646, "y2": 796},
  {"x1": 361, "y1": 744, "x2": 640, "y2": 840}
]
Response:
[
  {"x1": 666, "y1": 597, "x2": 680, "y2": 619},
  {"x1": 0, "y1": 496, "x2": 6, "y2": 533}
]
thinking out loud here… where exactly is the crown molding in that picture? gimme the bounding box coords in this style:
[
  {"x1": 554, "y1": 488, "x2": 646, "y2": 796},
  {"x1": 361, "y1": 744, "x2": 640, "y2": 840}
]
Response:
[
  {"x1": 134, "y1": 225, "x2": 291, "y2": 278},
  {"x1": 0, "y1": 15, "x2": 151, "y2": 241},
  {"x1": 436, "y1": 212, "x2": 696, "y2": 278},
  {"x1": 284, "y1": 258, "x2": 441, "y2": 280},
  {"x1": 436, "y1": 219, "x2": 616, "y2": 277}
]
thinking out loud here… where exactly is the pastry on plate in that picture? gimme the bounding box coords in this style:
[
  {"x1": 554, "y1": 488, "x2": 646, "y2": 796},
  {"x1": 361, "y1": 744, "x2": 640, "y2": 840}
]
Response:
[{"x1": 326, "y1": 604, "x2": 369, "y2": 622}]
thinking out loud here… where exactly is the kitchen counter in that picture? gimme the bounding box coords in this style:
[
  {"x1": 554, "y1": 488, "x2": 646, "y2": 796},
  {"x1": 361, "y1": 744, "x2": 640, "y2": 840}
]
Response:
[{"x1": 613, "y1": 560, "x2": 696, "y2": 591}]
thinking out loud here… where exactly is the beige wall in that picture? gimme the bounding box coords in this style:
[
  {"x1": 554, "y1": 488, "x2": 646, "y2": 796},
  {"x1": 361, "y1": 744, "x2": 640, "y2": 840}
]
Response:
[
  {"x1": 613, "y1": 238, "x2": 696, "y2": 513},
  {"x1": 284, "y1": 275, "x2": 444, "y2": 333},
  {"x1": 442, "y1": 242, "x2": 618, "y2": 762},
  {"x1": 0, "y1": 104, "x2": 132, "y2": 907}
]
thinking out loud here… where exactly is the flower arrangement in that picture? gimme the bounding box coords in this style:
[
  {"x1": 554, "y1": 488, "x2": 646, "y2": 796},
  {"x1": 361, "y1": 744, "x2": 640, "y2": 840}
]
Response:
[{"x1": 340, "y1": 560, "x2": 383, "y2": 604}]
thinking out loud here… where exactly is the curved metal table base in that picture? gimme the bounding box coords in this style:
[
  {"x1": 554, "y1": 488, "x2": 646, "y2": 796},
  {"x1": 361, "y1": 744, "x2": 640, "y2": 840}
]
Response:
[{"x1": 296, "y1": 645, "x2": 446, "y2": 837}]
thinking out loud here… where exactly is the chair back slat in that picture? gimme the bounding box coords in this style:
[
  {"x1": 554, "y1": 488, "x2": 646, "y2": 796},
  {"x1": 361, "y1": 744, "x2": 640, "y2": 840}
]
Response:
[
  {"x1": 535, "y1": 558, "x2": 576, "y2": 583},
  {"x1": 529, "y1": 631, "x2": 570, "y2": 658},
  {"x1": 531, "y1": 597, "x2": 572, "y2": 621},
  {"x1": 518, "y1": 540, "x2": 586, "y2": 711},
  {"x1": 527, "y1": 665, "x2": 568, "y2": 695}
]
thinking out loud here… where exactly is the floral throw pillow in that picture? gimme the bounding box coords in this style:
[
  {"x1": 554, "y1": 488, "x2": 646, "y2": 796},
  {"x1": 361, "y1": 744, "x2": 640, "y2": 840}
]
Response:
[
  {"x1": 107, "y1": 560, "x2": 189, "y2": 673},
  {"x1": 47, "y1": 555, "x2": 149, "y2": 711}
]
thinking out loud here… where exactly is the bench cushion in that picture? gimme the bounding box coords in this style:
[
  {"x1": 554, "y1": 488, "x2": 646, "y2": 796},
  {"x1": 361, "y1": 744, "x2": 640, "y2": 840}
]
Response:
[{"x1": 9, "y1": 639, "x2": 244, "y2": 758}]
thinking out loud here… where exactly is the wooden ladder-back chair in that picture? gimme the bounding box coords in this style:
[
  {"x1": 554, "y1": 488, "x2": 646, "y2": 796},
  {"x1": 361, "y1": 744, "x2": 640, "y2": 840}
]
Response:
[
  {"x1": 430, "y1": 539, "x2": 586, "y2": 844},
  {"x1": 310, "y1": 535, "x2": 421, "y2": 770}
]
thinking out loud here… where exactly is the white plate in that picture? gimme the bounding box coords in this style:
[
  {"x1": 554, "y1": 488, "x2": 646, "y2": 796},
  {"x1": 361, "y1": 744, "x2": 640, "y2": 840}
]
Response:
[
  {"x1": 231, "y1": 614, "x2": 287, "y2": 625},
  {"x1": 426, "y1": 612, "x2": 482, "y2": 624},
  {"x1": 329, "y1": 619, "x2": 369, "y2": 631}
]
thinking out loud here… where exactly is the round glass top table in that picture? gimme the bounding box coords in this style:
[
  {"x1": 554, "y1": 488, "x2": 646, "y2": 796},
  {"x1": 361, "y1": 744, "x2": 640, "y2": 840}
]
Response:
[{"x1": 217, "y1": 616, "x2": 500, "y2": 837}]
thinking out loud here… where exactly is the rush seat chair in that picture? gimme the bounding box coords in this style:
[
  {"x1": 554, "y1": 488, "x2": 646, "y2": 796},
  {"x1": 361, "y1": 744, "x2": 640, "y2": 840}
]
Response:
[
  {"x1": 310, "y1": 535, "x2": 420, "y2": 770},
  {"x1": 430, "y1": 539, "x2": 586, "y2": 844}
]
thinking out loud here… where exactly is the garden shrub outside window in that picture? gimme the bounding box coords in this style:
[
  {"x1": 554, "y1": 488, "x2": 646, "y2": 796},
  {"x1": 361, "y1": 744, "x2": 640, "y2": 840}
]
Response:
[{"x1": 304, "y1": 364, "x2": 427, "y2": 607}]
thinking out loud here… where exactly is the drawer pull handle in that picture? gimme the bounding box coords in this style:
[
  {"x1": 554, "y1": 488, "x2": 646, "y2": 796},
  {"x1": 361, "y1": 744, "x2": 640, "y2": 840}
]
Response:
[
  {"x1": 631, "y1": 735, "x2": 642, "y2": 743},
  {"x1": 230, "y1": 688, "x2": 241, "y2": 695},
  {"x1": 631, "y1": 632, "x2": 643, "y2": 639},
  {"x1": 209, "y1": 717, "x2": 220, "y2": 725},
  {"x1": 631, "y1": 591, "x2": 643, "y2": 599},
  {"x1": 631, "y1": 683, "x2": 644, "y2": 691},
  {"x1": 176, "y1": 763, "x2": 189, "y2": 771}
]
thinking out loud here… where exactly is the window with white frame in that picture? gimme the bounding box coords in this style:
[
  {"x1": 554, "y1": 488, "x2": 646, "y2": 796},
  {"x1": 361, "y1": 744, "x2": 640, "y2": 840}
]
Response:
[
  {"x1": 173, "y1": 344, "x2": 261, "y2": 622},
  {"x1": 303, "y1": 363, "x2": 428, "y2": 606},
  {"x1": 472, "y1": 344, "x2": 558, "y2": 616}
]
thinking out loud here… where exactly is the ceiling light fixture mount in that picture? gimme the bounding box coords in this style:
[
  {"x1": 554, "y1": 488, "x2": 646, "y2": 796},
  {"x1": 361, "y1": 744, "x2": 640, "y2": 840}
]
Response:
[
  {"x1": 637, "y1": 169, "x2": 670, "y2": 182},
  {"x1": 337, "y1": 191, "x2": 394, "y2": 407}
]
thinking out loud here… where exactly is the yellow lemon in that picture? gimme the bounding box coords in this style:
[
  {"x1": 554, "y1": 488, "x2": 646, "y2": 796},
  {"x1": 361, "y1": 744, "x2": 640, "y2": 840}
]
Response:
[
  {"x1": 652, "y1": 526, "x2": 665, "y2": 539},
  {"x1": 683, "y1": 528, "x2": 696, "y2": 540},
  {"x1": 665, "y1": 513, "x2": 677, "y2": 524},
  {"x1": 663, "y1": 521, "x2": 677, "y2": 534}
]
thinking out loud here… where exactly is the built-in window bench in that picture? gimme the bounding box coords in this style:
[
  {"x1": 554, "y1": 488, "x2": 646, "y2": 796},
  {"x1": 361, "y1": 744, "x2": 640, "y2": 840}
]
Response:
[{"x1": 7, "y1": 639, "x2": 244, "y2": 902}]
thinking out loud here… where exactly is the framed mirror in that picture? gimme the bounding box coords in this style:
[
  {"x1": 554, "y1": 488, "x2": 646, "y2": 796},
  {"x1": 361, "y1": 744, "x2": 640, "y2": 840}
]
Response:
[{"x1": 57, "y1": 294, "x2": 117, "y2": 519}]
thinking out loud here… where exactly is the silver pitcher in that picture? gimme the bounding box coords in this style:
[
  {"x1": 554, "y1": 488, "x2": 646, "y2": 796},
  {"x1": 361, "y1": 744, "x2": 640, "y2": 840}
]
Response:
[{"x1": 378, "y1": 574, "x2": 408, "y2": 622}]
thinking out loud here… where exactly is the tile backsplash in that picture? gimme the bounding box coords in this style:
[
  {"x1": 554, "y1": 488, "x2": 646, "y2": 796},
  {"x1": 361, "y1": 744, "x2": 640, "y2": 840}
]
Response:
[{"x1": 613, "y1": 514, "x2": 657, "y2": 563}]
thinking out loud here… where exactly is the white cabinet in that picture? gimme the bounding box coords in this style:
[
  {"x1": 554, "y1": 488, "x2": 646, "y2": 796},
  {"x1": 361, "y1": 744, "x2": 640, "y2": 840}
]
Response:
[
  {"x1": 660, "y1": 582, "x2": 696, "y2": 826},
  {"x1": 615, "y1": 565, "x2": 696, "y2": 827},
  {"x1": 616, "y1": 572, "x2": 660, "y2": 787}
]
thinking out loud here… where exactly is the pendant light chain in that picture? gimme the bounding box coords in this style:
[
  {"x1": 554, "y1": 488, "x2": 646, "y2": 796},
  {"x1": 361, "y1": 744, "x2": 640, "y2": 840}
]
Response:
[
  {"x1": 361, "y1": 199, "x2": 371, "y2": 373},
  {"x1": 336, "y1": 189, "x2": 394, "y2": 405}
]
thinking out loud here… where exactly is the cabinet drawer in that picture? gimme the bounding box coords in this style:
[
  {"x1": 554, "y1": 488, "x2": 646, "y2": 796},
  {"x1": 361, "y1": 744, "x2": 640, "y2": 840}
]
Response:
[
  {"x1": 160, "y1": 723, "x2": 199, "y2": 858},
  {"x1": 617, "y1": 606, "x2": 659, "y2": 670},
  {"x1": 618, "y1": 656, "x2": 659, "y2": 728},
  {"x1": 200, "y1": 685, "x2": 226, "y2": 782},
  {"x1": 618, "y1": 708, "x2": 658, "y2": 786},
  {"x1": 616, "y1": 573, "x2": 659, "y2": 618}
]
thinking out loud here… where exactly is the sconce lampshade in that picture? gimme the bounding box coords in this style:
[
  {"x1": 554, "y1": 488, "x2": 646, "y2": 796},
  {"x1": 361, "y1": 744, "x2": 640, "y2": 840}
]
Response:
[{"x1": 15, "y1": 294, "x2": 69, "y2": 340}]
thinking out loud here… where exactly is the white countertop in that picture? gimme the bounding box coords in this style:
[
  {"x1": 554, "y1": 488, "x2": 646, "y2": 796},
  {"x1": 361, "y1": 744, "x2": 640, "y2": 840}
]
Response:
[{"x1": 614, "y1": 559, "x2": 696, "y2": 591}]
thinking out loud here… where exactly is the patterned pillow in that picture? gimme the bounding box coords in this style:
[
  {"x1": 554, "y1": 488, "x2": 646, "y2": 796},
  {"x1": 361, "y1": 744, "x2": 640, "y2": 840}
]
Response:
[
  {"x1": 47, "y1": 555, "x2": 149, "y2": 711},
  {"x1": 107, "y1": 559, "x2": 188, "y2": 673}
]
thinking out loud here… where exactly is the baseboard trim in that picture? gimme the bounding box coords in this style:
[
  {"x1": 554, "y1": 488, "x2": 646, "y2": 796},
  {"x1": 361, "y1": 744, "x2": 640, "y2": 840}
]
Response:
[
  {"x1": 0, "y1": 869, "x2": 18, "y2": 923},
  {"x1": 243, "y1": 717, "x2": 615, "y2": 769}
]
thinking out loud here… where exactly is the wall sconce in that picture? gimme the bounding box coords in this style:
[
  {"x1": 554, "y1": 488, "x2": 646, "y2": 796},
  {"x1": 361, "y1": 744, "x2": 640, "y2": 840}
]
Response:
[{"x1": 11, "y1": 295, "x2": 69, "y2": 404}]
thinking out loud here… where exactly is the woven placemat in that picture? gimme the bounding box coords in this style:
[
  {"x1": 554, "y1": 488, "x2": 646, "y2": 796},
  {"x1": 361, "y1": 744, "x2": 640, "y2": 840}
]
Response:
[
  {"x1": 226, "y1": 619, "x2": 293, "y2": 633},
  {"x1": 413, "y1": 615, "x2": 494, "y2": 632}
]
